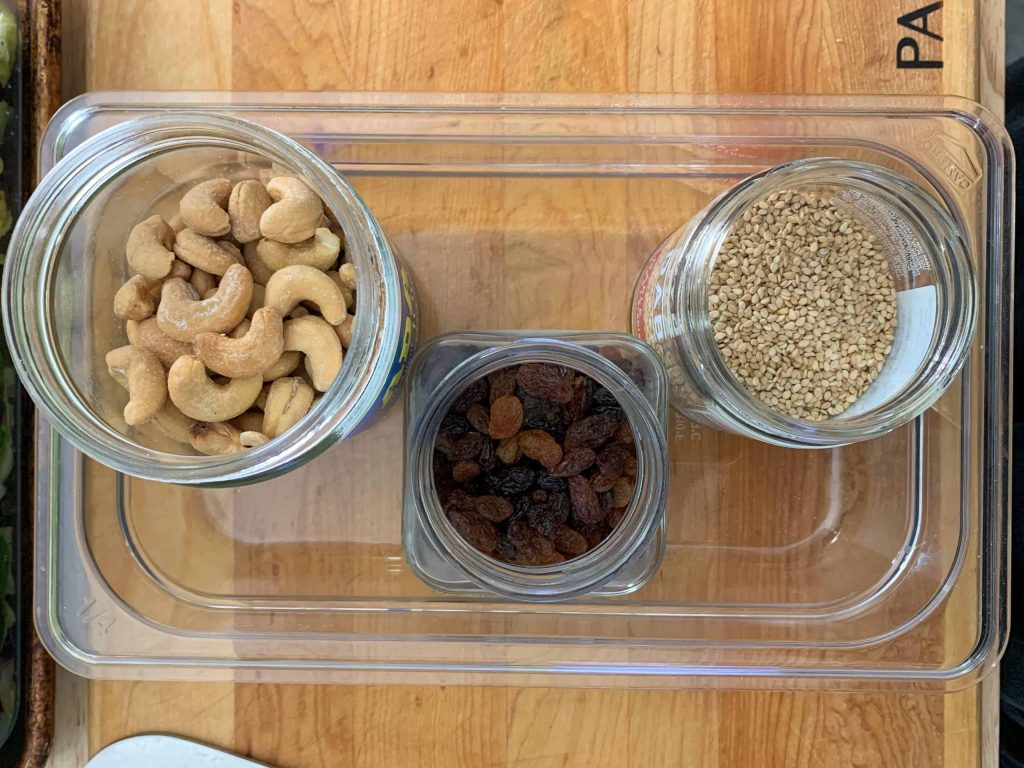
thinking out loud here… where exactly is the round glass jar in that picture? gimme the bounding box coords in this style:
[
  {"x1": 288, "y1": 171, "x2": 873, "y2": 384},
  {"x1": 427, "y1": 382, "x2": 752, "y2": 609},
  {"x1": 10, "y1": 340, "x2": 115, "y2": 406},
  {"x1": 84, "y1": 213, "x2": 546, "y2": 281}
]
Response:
[
  {"x1": 2, "y1": 113, "x2": 418, "y2": 485},
  {"x1": 632, "y1": 157, "x2": 977, "y2": 448},
  {"x1": 403, "y1": 332, "x2": 669, "y2": 602}
]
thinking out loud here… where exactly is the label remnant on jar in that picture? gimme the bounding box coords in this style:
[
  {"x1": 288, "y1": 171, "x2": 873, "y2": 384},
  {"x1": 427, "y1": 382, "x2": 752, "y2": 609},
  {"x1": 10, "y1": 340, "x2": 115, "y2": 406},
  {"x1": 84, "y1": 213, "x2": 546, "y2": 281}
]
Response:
[
  {"x1": 709, "y1": 189, "x2": 898, "y2": 421},
  {"x1": 433, "y1": 363, "x2": 640, "y2": 566}
]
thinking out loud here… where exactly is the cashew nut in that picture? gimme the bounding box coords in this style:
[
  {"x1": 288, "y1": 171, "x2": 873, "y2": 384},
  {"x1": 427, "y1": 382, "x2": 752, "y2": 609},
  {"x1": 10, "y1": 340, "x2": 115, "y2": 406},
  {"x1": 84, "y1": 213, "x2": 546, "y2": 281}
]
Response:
[
  {"x1": 326, "y1": 271, "x2": 354, "y2": 310},
  {"x1": 152, "y1": 401, "x2": 194, "y2": 444},
  {"x1": 334, "y1": 313, "x2": 354, "y2": 349},
  {"x1": 168, "y1": 213, "x2": 187, "y2": 234},
  {"x1": 168, "y1": 259, "x2": 192, "y2": 280},
  {"x1": 262, "y1": 376, "x2": 315, "y2": 438},
  {"x1": 230, "y1": 411, "x2": 265, "y2": 433},
  {"x1": 126, "y1": 215, "x2": 176, "y2": 279},
  {"x1": 190, "y1": 269, "x2": 216, "y2": 296},
  {"x1": 260, "y1": 176, "x2": 323, "y2": 243},
  {"x1": 228, "y1": 180, "x2": 273, "y2": 244},
  {"x1": 167, "y1": 355, "x2": 262, "y2": 422},
  {"x1": 247, "y1": 283, "x2": 265, "y2": 319},
  {"x1": 337, "y1": 262, "x2": 356, "y2": 291},
  {"x1": 157, "y1": 264, "x2": 253, "y2": 342},
  {"x1": 240, "y1": 431, "x2": 270, "y2": 448},
  {"x1": 114, "y1": 275, "x2": 161, "y2": 321},
  {"x1": 264, "y1": 265, "x2": 347, "y2": 325},
  {"x1": 189, "y1": 421, "x2": 244, "y2": 455},
  {"x1": 254, "y1": 383, "x2": 272, "y2": 411},
  {"x1": 193, "y1": 307, "x2": 285, "y2": 379},
  {"x1": 228, "y1": 318, "x2": 251, "y2": 339},
  {"x1": 256, "y1": 228, "x2": 341, "y2": 272},
  {"x1": 282, "y1": 315, "x2": 343, "y2": 391},
  {"x1": 125, "y1": 317, "x2": 193, "y2": 368},
  {"x1": 242, "y1": 241, "x2": 275, "y2": 285},
  {"x1": 105, "y1": 345, "x2": 167, "y2": 426},
  {"x1": 179, "y1": 178, "x2": 232, "y2": 237},
  {"x1": 173, "y1": 229, "x2": 243, "y2": 276},
  {"x1": 262, "y1": 350, "x2": 302, "y2": 381}
]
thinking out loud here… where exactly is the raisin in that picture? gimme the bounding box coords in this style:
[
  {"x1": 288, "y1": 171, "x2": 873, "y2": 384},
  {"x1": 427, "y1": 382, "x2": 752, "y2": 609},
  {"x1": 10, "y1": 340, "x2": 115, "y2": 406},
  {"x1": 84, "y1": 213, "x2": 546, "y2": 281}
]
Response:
[
  {"x1": 516, "y1": 363, "x2": 574, "y2": 404},
  {"x1": 610, "y1": 356, "x2": 645, "y2": 387},
  {"x1": 596, "y1": 444, "x2": 629, "y2": 483},
  {"x1": 568, "y1": 475, "x2": 605, "y2": 526},
  {"x1": 606, "y1": 506, "x2": 626, "y2": 528},
  {"x1": 440, "y1": 412, "x2": 470, "y2": 434},
  {"x1": 488, "y1": 367, "x2": 518, "y2": 404},
  {"x1": 550, "y1": 523, "x2": 589, "y2": 557},
  {"x1": 452, "y1": 460, "x2": 481, "y2": 483},
  {"x1": 507, "y1": 520, "x2": 557, "y2": 565},
  {"x1": 486, "y1": 466, "x2": 536, "y2": 497},
  {"x1": 512, "y1": 493, "x2": 532, "y2": 522},
  {"x1": 452, "y1": 377, "x2": 488, "y2": 412},
  {"x1": 447, "y1": 508, "x2": 498, "y2": 554},
  {"x1": 565, "y1": 375, "x2": 593, "y2": 422},
  {"x1": 536, "y1": 472, "x2": 567, "y2": 492},
  {"x1": 623, "y1": 453, "x2": 638, "y2": 477},
  {"x1": 526, "y1": 493, "x2": 556, "y2": 530},
  {"x1": 478, "y1": 439, "x2": 497, "y2": 472},
  {"x1": 446, "y1": 489, "x2": 477, "y2": 510},
  {"x1": 598, "y1": 490, "x2": 613, "y2": 516},
  {"x1": 564, "y1": 412, "x2": 621, "y2": 451},
  {"x1": 614, "y1": 418, "x2": 634, "y2": 446},
  {"x1": 466, "y1": 403, "x2": 491, "y2": 434},
  {"x1": 488, "y1": 395, "x2": 523, "y2": 439},
  {"x1": 495, "y1": 435, "x2": 522, "y2": 464},
  {"x1": 611, "y1": 477, "x2": 635, "y2": 508},
  {"x1": 547, "y1": 491, "x2": 571, "y2": 523},
  {"x1": 474, "y1": 494, "x2": 514, "y2": 523},
  {"x1": 518, "y1": 429, "x2": 563, "y2": 469},
  {"x1": 592, "y1": 386, "x2": 619, "y2": 410},
  {"x1": 448, "y1": 431, "x2": 485, "y2": 461},
  {"x1": 521, "y1": 395, "x2": 566, "y2": 438},
  {"x1": 592, "y1": 403, "x2": 623, "y2": 418},
  {"x1": 497, "y1": 534, "x2": 517, "y2": 562},
  {"x1": 590, "y1": 471, "x2": 616, "y2": 493},
  {"x1": 529, "y1": 489, "x2": 549, "y2": 505},
  {"x1": 434, "y1": 433, "x2": 458, "y2": 459},
  {"x1": 584, "y1": 527, "x2": 606, "y2": 549},
  {"x1": 433, "y1": 453, "x2": 455, "y2": 503},
  {"x1": 549, "y1": 447, "x2": 597, "y2": 477}
]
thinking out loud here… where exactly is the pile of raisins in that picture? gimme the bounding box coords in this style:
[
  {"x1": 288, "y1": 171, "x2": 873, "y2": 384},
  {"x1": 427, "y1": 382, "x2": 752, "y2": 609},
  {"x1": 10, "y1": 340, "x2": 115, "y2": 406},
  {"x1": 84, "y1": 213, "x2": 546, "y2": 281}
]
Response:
[{"x1": 433, "y1": 360, "x2": 641, "y2": 566}]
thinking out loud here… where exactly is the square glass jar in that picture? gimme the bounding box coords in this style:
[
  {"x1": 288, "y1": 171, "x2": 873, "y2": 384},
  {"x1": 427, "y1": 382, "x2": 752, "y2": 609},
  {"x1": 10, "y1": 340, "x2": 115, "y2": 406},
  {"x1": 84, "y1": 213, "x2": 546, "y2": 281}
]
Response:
[{"x1": 403, "y1": 331, "x2": 670, "y2": 600}]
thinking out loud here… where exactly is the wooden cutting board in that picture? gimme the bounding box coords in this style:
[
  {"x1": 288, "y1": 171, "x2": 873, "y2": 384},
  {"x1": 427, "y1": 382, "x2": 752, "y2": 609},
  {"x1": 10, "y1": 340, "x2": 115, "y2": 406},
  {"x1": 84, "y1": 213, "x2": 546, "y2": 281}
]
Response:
[{"x1": 53, "y1": 0, "x2": 1004, "y2": 766}]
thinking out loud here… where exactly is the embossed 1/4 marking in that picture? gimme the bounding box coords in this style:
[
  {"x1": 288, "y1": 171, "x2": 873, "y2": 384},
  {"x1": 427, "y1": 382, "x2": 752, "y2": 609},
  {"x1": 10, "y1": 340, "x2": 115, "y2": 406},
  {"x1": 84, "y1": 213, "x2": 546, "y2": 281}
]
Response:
[{"x1": 78, "y1": 597, "x2": 115, "y2": 634}]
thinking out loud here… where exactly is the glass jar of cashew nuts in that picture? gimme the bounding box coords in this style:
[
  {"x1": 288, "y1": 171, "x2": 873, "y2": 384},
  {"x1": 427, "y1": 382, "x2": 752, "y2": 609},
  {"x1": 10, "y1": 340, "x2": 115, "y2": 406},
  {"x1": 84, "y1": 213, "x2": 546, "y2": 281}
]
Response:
[{"x1": 2, "y1": 113, "x2": 418, "y2": 486}]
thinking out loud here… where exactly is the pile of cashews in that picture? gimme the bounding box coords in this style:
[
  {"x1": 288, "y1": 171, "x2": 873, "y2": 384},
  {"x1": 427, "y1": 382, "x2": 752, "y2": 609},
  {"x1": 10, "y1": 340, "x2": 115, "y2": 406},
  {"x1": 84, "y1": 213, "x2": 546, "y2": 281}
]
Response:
[{"x1": 105, "y1": 175, "x2": 357, "y2": 455}]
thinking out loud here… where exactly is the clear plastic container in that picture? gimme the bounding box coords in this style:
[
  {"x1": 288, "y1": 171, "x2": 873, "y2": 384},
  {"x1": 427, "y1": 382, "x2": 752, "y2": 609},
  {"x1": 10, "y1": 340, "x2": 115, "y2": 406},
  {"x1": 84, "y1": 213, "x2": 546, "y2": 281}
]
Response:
[
  {"x1": 1, "y1": 113, "x2": 417, "y2": 486},
  {"x1": 403, "y1": 332, "x2": 669, "y2": 601},
  {"x1": 29, "y1": 92, "x2": 1011, "y2": 690},
  {"x1": 632, "y1": 157, "x2": 977, "y2": 447}
]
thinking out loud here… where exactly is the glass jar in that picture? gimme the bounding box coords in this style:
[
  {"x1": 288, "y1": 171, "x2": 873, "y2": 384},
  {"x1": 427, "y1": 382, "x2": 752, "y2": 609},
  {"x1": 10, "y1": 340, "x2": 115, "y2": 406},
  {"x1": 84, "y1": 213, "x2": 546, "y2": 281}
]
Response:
[
  {"x1": 403, "y1": 332, "x2": 669, "y2": 602},
  {"x1": 632, "y1": 157, "x2": 977, "y2": 448},
  {"x1": 2, "y1": 113, "x2": 417, "y2": 485}
]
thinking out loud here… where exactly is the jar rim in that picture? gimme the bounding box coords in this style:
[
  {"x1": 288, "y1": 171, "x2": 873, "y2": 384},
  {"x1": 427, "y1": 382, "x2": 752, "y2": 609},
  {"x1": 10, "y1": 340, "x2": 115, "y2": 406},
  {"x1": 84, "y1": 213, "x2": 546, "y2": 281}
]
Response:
[
  {"x1": 671, "y1": 157, "x2": 978, "y2": 447},
  {"x1": 2, "y1": 112, "x2": 401, "y2": 484},
  {"x1": 408, "y1": 337, "x2": 669, "y2": 601}
]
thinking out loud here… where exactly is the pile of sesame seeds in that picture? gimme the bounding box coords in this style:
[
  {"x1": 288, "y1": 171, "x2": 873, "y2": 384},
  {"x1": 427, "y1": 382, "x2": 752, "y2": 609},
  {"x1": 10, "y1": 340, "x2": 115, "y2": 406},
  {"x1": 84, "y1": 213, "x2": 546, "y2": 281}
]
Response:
[{"x1": 708, "y1": 189, "x2": 897, "y2": 421}]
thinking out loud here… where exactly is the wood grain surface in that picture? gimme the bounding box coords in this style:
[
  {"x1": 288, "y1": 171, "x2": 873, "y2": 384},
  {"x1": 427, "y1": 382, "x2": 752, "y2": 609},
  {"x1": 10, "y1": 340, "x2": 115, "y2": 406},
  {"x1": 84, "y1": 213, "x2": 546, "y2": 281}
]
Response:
[{"x1": 55, "y1": 0, "x2": 1003, "y2": 767}]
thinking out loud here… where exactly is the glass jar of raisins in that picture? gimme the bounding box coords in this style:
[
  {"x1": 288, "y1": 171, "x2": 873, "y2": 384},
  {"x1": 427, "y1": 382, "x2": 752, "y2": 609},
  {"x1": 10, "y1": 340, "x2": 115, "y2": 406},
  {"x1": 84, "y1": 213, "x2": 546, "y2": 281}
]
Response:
[{"x1": 403, "y1": 332, "x2": 669, "y2": 602}]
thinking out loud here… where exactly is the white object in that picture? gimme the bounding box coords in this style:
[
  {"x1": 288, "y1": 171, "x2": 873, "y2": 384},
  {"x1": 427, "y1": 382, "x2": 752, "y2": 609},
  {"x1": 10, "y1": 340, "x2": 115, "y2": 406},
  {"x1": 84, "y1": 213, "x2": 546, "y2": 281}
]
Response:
[{"x1": 87, "y1": 735, "x2": 273, "y2": 768}]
